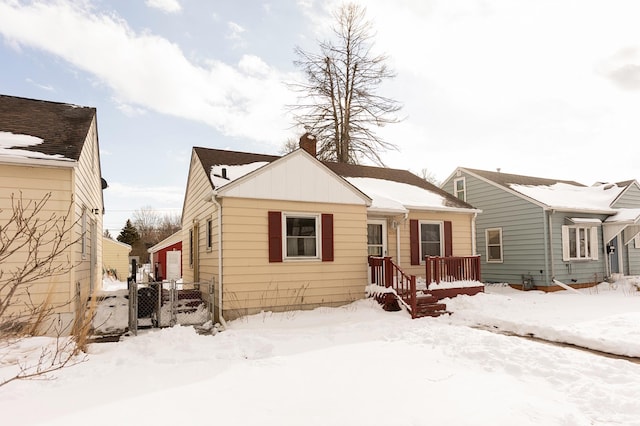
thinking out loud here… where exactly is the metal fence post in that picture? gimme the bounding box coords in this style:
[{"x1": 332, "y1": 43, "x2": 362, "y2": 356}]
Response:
[
  {"x1": 170, "y1": 279, "x2": 177, "y2": 326},
  {"x1": 128, "y1": 282, "x2": 137, "y2": 336},
  {"x1": 156, "y1": 281, "x2": 162, "y2": 328}
]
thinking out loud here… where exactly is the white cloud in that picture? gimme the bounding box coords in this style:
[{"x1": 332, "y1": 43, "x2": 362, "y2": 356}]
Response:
[
  {"x1": 226, "y1": 21, "x2": 245, "y2": 40},
  {"x1": 145, "y1": 0, "x2": 181, "y2": 14},
  {"x1": 0, "y1": 1, "x2": 297, "y2": 145}
]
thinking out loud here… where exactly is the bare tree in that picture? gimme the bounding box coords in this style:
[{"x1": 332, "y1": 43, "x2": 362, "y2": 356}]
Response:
[
  {"x1": 157, "y1": 212, "x2": 181, "y2": 242},
  {"x1": 289, "y1": 3, "x2": 402, "y2": 165},
  {"x1": 0, "y1": 192, "x2": 79, "y2": 332},
  {"x1": 0, "y1": 192, "x2": 91, "y2": 387},
  {"x1": 130, "y1": 207, "x2": 181, "y2": 262},
  {"x1": 419, "y1": 168, "x2": 441, "y2": 186}
]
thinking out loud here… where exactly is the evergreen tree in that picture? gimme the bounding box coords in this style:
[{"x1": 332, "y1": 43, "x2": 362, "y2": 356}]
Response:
[{"x1": 117, "y1": 219, "x2": 140, "y2": 246}]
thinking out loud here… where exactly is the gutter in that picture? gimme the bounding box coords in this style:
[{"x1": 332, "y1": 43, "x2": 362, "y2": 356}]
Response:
[{"x1": 209, "y1": 190, "x2": 227, "y2": 329}]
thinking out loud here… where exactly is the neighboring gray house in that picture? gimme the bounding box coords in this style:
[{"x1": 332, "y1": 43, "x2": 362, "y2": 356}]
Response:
[{"x1": 442, "y1": 168, "x2": 640, "y2": 290}]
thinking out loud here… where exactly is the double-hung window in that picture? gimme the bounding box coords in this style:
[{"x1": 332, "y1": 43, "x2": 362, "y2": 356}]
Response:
[
  {"x1": 285, "y1": 214, "x2": 319, "y2": 259},
  {"x1": 420, "y1": 222, "x2": 442, "y2": 259},
  {"x1": 454, "y1": 177, "x2": 466, "y2": 202},
  {"x1": 486, "y1": 228, "x2": 503, "y2": 262},
  {"x1": 562, "y1": 225, "x2": 599, "y2": 261}
]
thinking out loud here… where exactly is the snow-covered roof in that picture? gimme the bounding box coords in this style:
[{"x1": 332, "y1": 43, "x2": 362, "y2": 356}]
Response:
[
  {"x1": 604, "y1": 208, "x2": 640, "y2": 224},
  {"x1": 210, "y1": 162, "x2": 269, "y2": 189},
  {"x1": 0, "y1": 131, "x2": 73, "y2": 162},
  {"x1": 509, "y1": 182, "x2": 624, "y2": 212},
  {"x1": 195, "y1": 147, "x2": 476, "y2": 213},
  {"x1": 345, "y1": 177, "x2": 456, "y2": 213}
]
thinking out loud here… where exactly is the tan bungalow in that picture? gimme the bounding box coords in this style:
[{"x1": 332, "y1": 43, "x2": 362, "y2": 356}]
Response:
[
  {"x1": 102, "y1": 237, "x2": 131, "y2": 282},
  {"x1": 0, "y1": 95, "x2": 106, "y2": 335},
  {"x1": 182, "y1": 135, "x2": 479, "y2": 324}
]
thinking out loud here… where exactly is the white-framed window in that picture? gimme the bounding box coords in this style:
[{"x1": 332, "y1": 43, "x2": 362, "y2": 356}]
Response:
[
  {"x1": 81, "y1": 207, "x2": 87, "y2": 259},
  {"x1": 367, "y1": 220, "x2": 387, "y2": 257},
  {"x1": 454, "y1": 177, "x2": 466, "y2": 202},
  {"x1": 284, "y1": 213, "x2": 320, "y2": 259},
  {"x1": 562, "y1": 225, "x2": 599, "y2": 261},
  {"x1": 635, "y1": 234, "x2": 640, "y2": 249},
  {"x1": 206, "y1": 218, "x2": 213, "y2": 251},
  {"x1": 486, "y1": 228, "x2": 503, "y2": 263},
  {"x1": 420, "y1": 221, "x2": 443, "y2": 259},
  {"x1": 189, "y1": 228, "x2": 194, "y2": 267}
]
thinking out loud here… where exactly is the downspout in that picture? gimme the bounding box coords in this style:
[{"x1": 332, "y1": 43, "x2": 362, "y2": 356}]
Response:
[
  {"x1": 548, "y1": 209, "x2": 555, "y2": 283},
  {"x1": 396, "y1": 220, "x2": 401, "y2": 264},
  {"x1": 211, "y1": 191, "x2": 227, "y2": 329}
]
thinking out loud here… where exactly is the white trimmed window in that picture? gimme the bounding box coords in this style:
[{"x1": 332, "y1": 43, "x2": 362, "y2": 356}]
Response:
[
  {"x1": 486, "y1": 228, "x2": 503, "y2": 262},
  {"x1": 81, "y1": 208, "x2": 87, "y2": 259},
  {"x1": 635, "y1": 234, "x2": 640, "y2": 249},
  {"x1": 562, "y1": 225, "x2": 599, "y2": 261},
  {"x1": 420, "y1": 221, "x2": 443, "y2": 259},
  {"x1": 206, "y1": 218, "x2": 213, "y2": 251},
  {"x1": 285, "y1": 214, "x2": 319, "y2": 259},
  {"x1": 454, "y1": 177, "x2": 466, "y2": 201}
]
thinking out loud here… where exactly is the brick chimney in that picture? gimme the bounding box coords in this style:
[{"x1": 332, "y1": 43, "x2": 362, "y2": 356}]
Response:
[{"x1": 299, "y1": 133, "x2": 316, "y2": 157}]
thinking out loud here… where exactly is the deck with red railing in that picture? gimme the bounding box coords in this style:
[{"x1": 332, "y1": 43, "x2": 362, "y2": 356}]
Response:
[{"x1": 368, "y1": 256, "x2": 484, "y2": 318}]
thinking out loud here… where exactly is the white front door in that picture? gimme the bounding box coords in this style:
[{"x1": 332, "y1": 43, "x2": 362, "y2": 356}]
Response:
[{"x1": 367, "y1": 220, "x2": 387, "y2": 257}]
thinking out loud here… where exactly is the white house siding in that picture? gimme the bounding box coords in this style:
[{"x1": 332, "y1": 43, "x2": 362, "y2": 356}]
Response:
[
  {"x1": 398, "y1": 211, "x2": 474, "y2": 278},
  {"x1": 70, "y1": 118, "x2": 104, "y2": 325},
  {"x1": 181, "y1": 150, "x2": 217, "y2": 287},
  {"x1": 102, "y1": 238, "x2": 131, "y2": 281},
  {"x1": 0, "y1": 162, "x2": 75, "y2": 325},
  {"x1": 220, "y1": 197, "x2": 367, "y2": 320}
]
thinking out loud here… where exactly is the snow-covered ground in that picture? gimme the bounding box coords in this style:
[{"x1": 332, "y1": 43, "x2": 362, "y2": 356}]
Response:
[{"x1": 1, "y1": 280, "x2": 639, "y2": 426}]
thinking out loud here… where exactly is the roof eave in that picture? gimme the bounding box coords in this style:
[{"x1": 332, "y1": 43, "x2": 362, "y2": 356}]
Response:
[
  {"x1": 404, "y1": 205, "x2": 482, "y2": 214},
  {"x1": 0, "y1": 155, "x2": 77, "y2": 168}
]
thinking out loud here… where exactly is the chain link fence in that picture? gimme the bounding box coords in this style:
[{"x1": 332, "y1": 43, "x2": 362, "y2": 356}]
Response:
[{"x1": 128, "y1": 280, "x2": 214, "y2": 335}]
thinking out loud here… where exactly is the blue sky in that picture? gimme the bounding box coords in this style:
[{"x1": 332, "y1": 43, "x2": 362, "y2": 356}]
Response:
[{"x1": 1, "y1": 0, "x2": 640, "y2": 235}]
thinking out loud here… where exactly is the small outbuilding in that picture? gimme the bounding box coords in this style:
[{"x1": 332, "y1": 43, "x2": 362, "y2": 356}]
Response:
[
  {"x1": 102, "y1": 237, "x2": 131, "y2": 282},
  {"x1": 148, "y1": 231, "x2": 182, "y2": 281}
]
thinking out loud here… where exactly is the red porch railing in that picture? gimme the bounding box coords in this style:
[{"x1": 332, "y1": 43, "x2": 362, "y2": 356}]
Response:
[
  {"x1": 368, "y1": 256, "x2": 417, "y2": 317},
  {"x1": 425, "y1": 256, "x2": 481, "y2": 287}
]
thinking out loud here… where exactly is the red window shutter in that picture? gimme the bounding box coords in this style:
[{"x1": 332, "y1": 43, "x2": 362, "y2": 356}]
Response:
[
  {"x1": 444, "y1": 221, "x2": 453, "y2": 257},
  {"x1": 321, "y1": 214, "x2": 334, "y2": 262},
  {"x1": 410, "y1": 219, "x2": 420, "y2": 265},
  {"x1": 268, "y1": 211, "x2": 282, "y2": 262}
]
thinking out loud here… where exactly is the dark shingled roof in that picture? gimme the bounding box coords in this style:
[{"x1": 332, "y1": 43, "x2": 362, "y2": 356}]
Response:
[
  {"x1": 462, "y1": 167, "x2": 585, "y2": 188},
  {"x1": 193, "y1": 147, "x2": 474, "y2": 209},
  {"x1": 0, "y1": 94, "x2": 96, "y2": 161}
]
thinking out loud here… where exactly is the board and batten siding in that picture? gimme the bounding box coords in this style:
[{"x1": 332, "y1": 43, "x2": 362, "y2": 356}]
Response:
[
  {"x1": 219, "y1": 197, "x2": 367, "y2": 320},
  {"x1": 445, "y1": 172, "x2": 549, "y2": 286}
]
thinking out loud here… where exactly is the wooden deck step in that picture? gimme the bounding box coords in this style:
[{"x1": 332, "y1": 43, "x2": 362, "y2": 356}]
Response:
[{"x1": 414, "y1": 301, "x2": 449, "y2": 318}]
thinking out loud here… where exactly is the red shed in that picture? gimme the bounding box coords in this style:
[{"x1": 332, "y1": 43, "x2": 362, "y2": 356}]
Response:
[{"x1": 148, "y1": 231, "x2": 182, "y2": 281}]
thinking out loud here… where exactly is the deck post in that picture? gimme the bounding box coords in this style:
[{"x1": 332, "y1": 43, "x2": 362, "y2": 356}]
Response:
[
  {"x1": 410, "y1": 275, "x2": 417, "y2": 319},
  {"x1": 383, "y1": 256, "x2": 392, "y2": 287}
]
